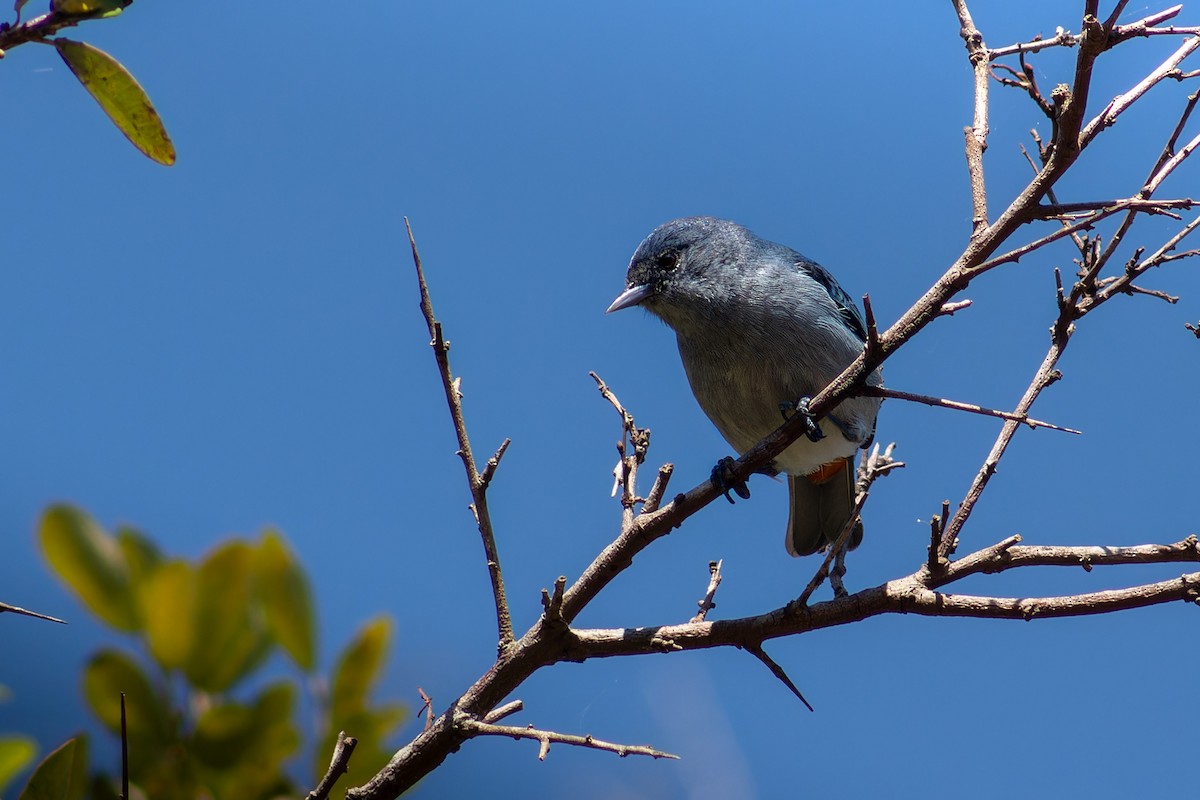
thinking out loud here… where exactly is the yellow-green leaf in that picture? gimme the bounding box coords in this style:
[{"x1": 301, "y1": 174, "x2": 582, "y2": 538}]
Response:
[
  {"x1": 192, "y1": 702, "x2": 255, "y2": 770},
  {"x1": 255, "y1": 529, "x2": 316, "y2": 672},
  {"x1": 142, "y1": 560, "x2": 195, "y2": 671},
  {"x1": 330, "y1": 615, "x2": 391, "y2": 718},
  {"x1": 50, "y1": 0, "x2": 130, "y2": 17},
  {"x1": 184, "y1": 541, "x2": 271, "y2": 692},
  {"x1": 82, "y1": 650, "x2": 169, "y2": 740},
  {"x1": 117, "y1": 526, "x2": 161, "y2": 588},
  {"x1": 193, "y1": 683, "x2": 298, "y2": 773},
  {"x1": 0, "y1": 736, "x2": 37, "y2": 796},
  {"x1": 39, "y1": 505, "x2": 138, "y2": 631},
  {"x1": 18, "y1": 736, "x2": 87, "y2": 800},
  {"x1": 53, "y1": 39, "x2": 175, "y2": 166}
]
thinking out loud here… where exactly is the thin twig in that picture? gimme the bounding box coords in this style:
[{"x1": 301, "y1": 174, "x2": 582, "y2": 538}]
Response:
[
  {"x1": 933, "y1": 535, "x2": 1200, "y2": 587},
  {"x1": 0, "y1": 10, "x2": 89, "y2": 52},
  {"x1": 861, "y1": 386, "x2": 1080, "y2": 433},
  {"x1": 690, "y1": 560, "x2": 723, "y2": 623},
  {"x1": 862, "y1": 294, "x2": 881, "y2": 359},
  {"x1": 0, "y1": 600, "x2": 66, "y2": 624},
  {"x1": 120, "y1": 693, "x2": 128, "y2": 800},
  {"x1": 307, "y1": 731, "x2": 359, "y2": 800},
  {"x1": 406, "y1": 218, "x2": 514, "y2": 651},
  {"x1": 540, "y1": 575, "x2": 567, "y2": 625},
  {"x1": 927, "y1": 501, "x2": 950, "y2": 575},
  {"x1": 590, "y1": 371, "x2": 648, "y2": 523},
  {"x1": 938, "y1": 299, "x2": 973, "y2": 316},
  {"x1": 1081, "y1": 34, "x2": 1200, "y2": 147},
  {"x1": 483, "y1": 700, "x2": 524, "y2": 724},
  {"x1": 642, "y1": 464, "x2": 674, "y2": 514},
  {"x1": 954, "y1": 0, "x2": 992, "y2": 236},
  {"x1": 745, "y1": 644, "x2": 814, "y2": 712},
  {"x1": 794, "y1": 491, "x2": 870, "y2": 607},
  {"x1": 418, "y1": 688, "x2": 434, "y2": 732},
  {"x1": 989, "y1": 29, "x2": 1079, "y2": 60},
  {"x1": 456, "y1": 714, "x2": 679, "y2": 761}
]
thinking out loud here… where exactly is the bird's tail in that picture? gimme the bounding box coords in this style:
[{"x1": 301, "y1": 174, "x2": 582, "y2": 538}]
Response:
[{"x1": 785, "y1": 456, "x2": 862, "y2": 557}]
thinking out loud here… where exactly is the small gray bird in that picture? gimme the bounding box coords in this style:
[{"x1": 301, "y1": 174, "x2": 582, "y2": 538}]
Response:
[{"x1": 607, "y1": 217, "x2": 882, "y2": 556}]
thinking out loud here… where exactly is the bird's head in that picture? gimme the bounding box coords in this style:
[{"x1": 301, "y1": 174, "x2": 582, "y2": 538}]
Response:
[{"x1": 607, "y1": 217, "x2": 749, "y2": 319}]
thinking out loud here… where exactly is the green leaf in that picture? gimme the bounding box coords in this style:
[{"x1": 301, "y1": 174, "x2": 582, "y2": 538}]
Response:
[
  {"x1": 255, "y1": 529, "x2": 316, "y2": 672},
  {"x1": 53, "y1": 39, "x2": 175, "y2": 166},
  {"x1": 330, "y1": 615, "x2": 392, "y2": 719},
  {"x1": 39, "y1": 505, "x2": 138, "y2": 631},
  {"x1": 192, "y1": 683, "x2": 298, "y2": 771},
  {"x1": 117, "y1": 526, "x2": 162, "y2": 588},
  {"x1": 321, "y1": 616, "x2": 405, "y2": 787},
  {"x1": 141, "y1": 560, "x2": 196, "y2": 671},
  {"x1": 18, "y1": 736, "x2": 87, "y2": 800},
  {"x1": 82, "y1": 649, "x2": 170, "y2": 740},
  {"x1": 192, "y1": 702, "x2": 255, "y2": 770},
  {"x1": 50, "y1": 0, "x2": 131, "y2": 17},
  {"x1": 184, "y1": 541, "x2": 271, "y2": 692},
  {"x1": 0, "y1": 736, "x2": 37, "y2": 796}
]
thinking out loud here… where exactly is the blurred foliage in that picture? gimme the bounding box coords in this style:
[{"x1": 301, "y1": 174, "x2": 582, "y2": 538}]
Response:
[
  {"x1": 16, "y1": 503, "x2": 405, "y2": 799},
  {"x1": 0, "y1": 734, "x2": 38, "y2": 796},
  {"x1": 18, "y1": 736, "x2": 88, "y2": 800}
]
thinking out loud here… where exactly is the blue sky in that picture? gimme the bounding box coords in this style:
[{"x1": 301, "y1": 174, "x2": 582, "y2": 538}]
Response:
[{"x1": 4, "y1": 1, "x2": 1200, "y2": 797}]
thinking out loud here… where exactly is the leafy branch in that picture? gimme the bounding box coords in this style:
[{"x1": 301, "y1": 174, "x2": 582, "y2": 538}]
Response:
[{"x1": 1, "y1": 2, "x2": 175, "y2": 164}]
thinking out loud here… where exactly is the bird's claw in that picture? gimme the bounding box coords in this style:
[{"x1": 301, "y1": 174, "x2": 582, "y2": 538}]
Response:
[
  {"x1": 710, "y1": 456, "x2": 751, "y2": 504},
  {"x1": 782, "y1": 398, "x2": 830, "y2": 448}
]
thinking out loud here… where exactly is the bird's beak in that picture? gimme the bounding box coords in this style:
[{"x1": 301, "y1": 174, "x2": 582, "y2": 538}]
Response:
[{"x1": 606, "y1": 283, "x2": 653, "y2": 313}]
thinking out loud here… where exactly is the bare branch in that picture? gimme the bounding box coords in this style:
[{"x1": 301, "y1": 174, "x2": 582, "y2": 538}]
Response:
[
  {"x1": 979, "y1": 198, "x2": 1191, "y2": 272},
  {"x1": 1100, "y1": 0, "x2": 1133, "y2": 35},
  {"x1": 938, "y1": 299, "x2": 973, "y2": 316},
  {"x1": 352, "y1": 6, "x2": 1200, "y2": 796},
  {"x1": 690, "y1": 560, "x2": 723, "y2": 623},
  {"x1": 642, "y1": 463, "x2": 674, "y2": 514},
  {"x1": 479, "y1": 439, "x2": 511, "y2": 488},
  {"x1": 861, "y1": 386, "x2": 1081, "y2": 433},
  {"x1": 590, "y1": 370, "x2": 650, "y2": 523},
  {"x1": 745, "y1": 644, "x2": 813, "y2": 712},
  {"x1": 1034, "y1": 198, "x2": 1194, "y2": 217},
  {"x1": 455, "y1": 714, "x2": 679, "y2": 762},
  {"x1": 989, "y1": 29, "x2": 1079, "y2": 60},
  {"x1": 418, "y1": 688, "x2": 434, "y2": 733},
  {"x1": 794, "y1": 491, "x2": 870, "y2": 607},
  {"x1": 862, "y1": 294, "x2": 882, "y2": 359},
  {"x1": 940, "y1": 337, "x2": 1067, "y2": 558},
  {"x1": 0, "y1": 600, "x2": 66, "y2": 624},
  {"x1": 307, "y1": 731, "x2": 359, "y2": 800},
  {"x1": 406, "y1": 218, "x2": 514, "y2": 650},
  {"x1": 565, "y1": 549, "x2": 1200, "y2": 660},
  {"x1": 483, "y1": 700, "x2": 524, "y2": 725},
  {"x1": 934, "y1": 535, "x2": 1200, "y2": 587},
  {"x1": 541, "y1": 576, "x2": 567, "y2": 626},
  {"x1": 927, "y1": 501, "x2": 951, "y2": 575},
  {"x1": 1081, "y1": 34, "x2": 1200, "y2": 147}
]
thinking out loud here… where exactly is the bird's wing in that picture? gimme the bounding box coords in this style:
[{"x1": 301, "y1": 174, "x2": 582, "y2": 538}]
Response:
[{"x1": 795, "y1": 257, "x2": 868, "y2": 343}]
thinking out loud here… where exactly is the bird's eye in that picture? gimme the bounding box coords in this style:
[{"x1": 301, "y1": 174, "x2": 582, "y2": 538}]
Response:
[{"x1": 655, "y1": 251, "x2": 679, "y2": 271}]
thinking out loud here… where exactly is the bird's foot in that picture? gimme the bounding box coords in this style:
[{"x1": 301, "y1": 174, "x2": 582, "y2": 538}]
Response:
[
  {"x1": 710, "y1": 456, "x2": 751, "y2": 504},
  {"x1": 782, "y1": 397, "x2": 825, "y2": 443}
]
